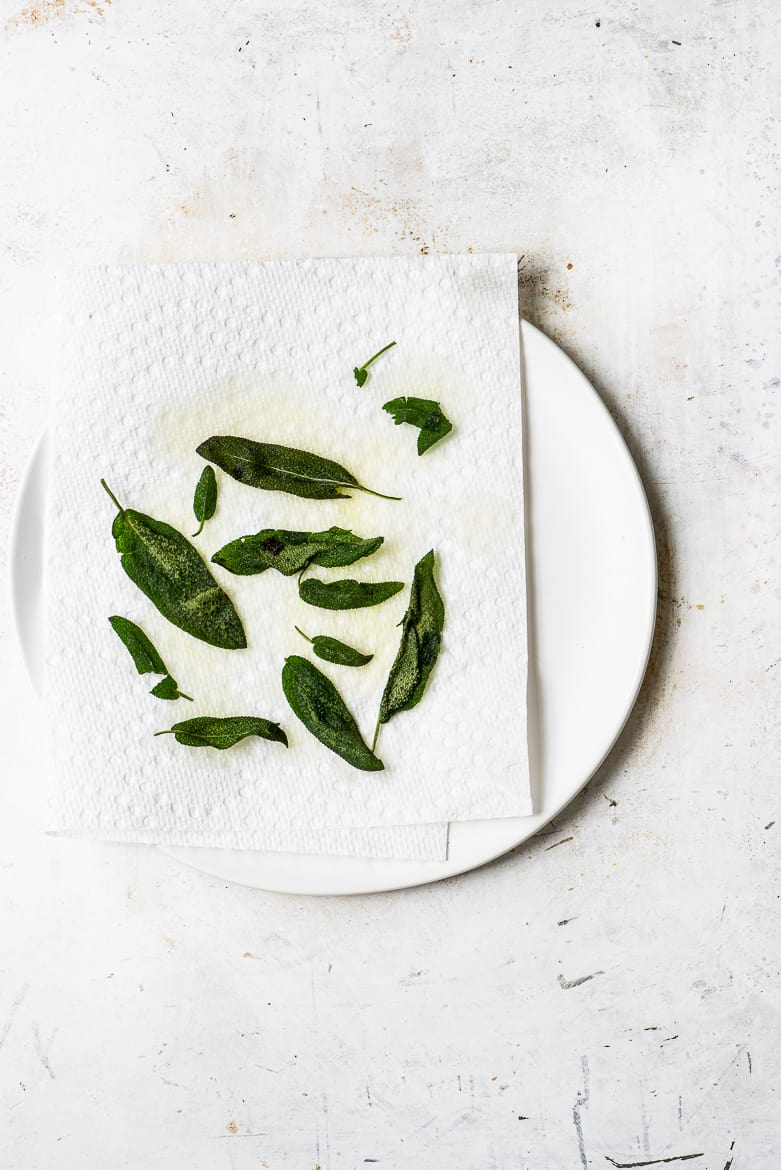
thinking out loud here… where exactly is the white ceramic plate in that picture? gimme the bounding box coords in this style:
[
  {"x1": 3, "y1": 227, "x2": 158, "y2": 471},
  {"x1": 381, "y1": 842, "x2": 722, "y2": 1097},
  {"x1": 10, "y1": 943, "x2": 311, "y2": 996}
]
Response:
[{"x1": 10, "y1": 321, "x2": 656, "y2": 895}]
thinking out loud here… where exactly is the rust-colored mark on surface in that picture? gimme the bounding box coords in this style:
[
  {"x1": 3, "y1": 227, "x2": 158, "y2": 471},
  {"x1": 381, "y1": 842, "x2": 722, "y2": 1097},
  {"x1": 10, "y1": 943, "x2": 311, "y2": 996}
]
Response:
[
  {"x1": 5, "y1": 0, "x2": 112, "y2": 32},
  {"x1": 567, "y1": 262, "x2": 574, "y2": 269},
  {"x1": 226, "y1": 1120, "x2": 239, "y2": 1134}
]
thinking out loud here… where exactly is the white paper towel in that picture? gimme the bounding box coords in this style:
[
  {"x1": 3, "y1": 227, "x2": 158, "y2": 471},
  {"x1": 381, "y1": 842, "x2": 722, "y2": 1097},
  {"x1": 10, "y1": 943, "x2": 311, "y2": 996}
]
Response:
[{"x1": 44, "y1": 256, "x2": 530, "y2": 859}]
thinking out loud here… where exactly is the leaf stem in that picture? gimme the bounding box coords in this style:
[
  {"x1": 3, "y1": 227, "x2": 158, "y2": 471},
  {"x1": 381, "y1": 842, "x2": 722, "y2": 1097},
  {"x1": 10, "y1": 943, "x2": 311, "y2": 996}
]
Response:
[
  {"x1": 100, "y1": 478, "x2": 125, "y2": 513},
  {"x1": 359, "y1": 484, "x2": 403, "y2": 502},
  {"x1": 294, "y1": 626, "x2": 312, "y2": 644},
  {"x1": 371, "y1": 713, "x2": 381, "y2": 754},
  {"x1": 361, "y1": 340, "x2": 396, "y2": 370},
  {"x1": 179, "y1": 692, "x2": 194, "y2": 702},
  {"x1": 153, "y1": 730, "x2": 174, "y2": 737},
  {"x1": 191, "y1": 520, "x2": 205, "y2": 537}
]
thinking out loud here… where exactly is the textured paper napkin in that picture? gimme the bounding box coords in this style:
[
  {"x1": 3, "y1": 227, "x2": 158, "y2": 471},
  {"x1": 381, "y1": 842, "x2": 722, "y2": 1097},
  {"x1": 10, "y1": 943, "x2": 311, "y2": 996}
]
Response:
[{"x1": 44, "y1": 256, "x2": 530, "y2": 859}]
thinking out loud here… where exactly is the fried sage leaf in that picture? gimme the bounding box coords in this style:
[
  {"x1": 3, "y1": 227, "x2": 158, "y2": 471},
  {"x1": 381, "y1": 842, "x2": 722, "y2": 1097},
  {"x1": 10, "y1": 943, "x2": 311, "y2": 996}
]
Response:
[
  {"x1": 353, "y1": 340, "x2": 396, "y2": 387},
  {"x1": 382, "y1": 396, "x2": 453, "y2": 455},
  {"x1": 109, "y1": 614, "x2": 168, "y2": 675},
  {"x1": 197, "y1": 436, "x2": 400, "y2": 501},
  {"x1": 295, "y1": 626, "x2": 373, "y2": 667},
  {"x1": 155, "y1": 715, "x2": 288, "y2": 750},
  {"x1": 212, "y1": 527, "x2": 384, "y2": 577},
  {"x1": 299, "y1": 577, "x2": 404, "y2": 610},
  {"x1": 101, "y1": 481, "x2": 246, "y2": 650},
  {"x1": 108, "y1": 615, "x2": 192, "y2": 701},
  {"x1": 282, "y1": 655, "x2": 383, "y2": 771},
  {"x1": 192, "y1": 464, "x2": 218, "y2": 537},
  {"x1": 374, "y1": 549, "x2": 444, "y2": 749}
]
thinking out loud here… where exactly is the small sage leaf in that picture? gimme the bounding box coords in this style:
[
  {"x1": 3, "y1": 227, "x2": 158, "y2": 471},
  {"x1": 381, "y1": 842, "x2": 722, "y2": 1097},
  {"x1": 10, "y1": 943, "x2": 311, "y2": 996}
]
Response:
[
  {"x1": 374, "y1": 549, "x2": 444, "y2": 749},
  {"x1": 155, "y1": 715, "x2": 288, "y2": 750},
  {"x1": 149, "y1": 675, "x2": 192, "y2": 702},
  {"x1": 212, "y1": 527, "x2": 384, "y2": 577},
  {"x1": 282, "y1": 655, "x2": 383, "y2": 771},
  {"x1": 295, "y1": 626, "x2": 373, "y2": 667},
  {"x1": 353, "y1": 340, "x2": 396, "y2": 387},
  {"x1": 197, "y1": 436, "x2": 400, "y2": 501},
  {"x1": 109, "y1": 615, "x2": 193, "y2": 701},
  {"x1": 192, "y1": 465, "x2": 218, "y2": 537},
  {"x1": 299, "y1": 577, "x2": 404, "y2": 610},
  {"x1": 382, "y1": 396, "x2": 453, "y2": 455},
  {"x1": 102, "y1": 480, "x2": 246, "y2": 650},
  {"x1": 109, "y1": 615, "x2": 168, "y2": 675}
]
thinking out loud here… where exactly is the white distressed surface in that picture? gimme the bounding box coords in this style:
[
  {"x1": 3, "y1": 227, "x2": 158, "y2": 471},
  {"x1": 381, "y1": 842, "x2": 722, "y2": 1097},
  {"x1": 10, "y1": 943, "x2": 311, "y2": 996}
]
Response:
[{"x1": 0, "y1": 2, "x2": 778, "y2": 1168}]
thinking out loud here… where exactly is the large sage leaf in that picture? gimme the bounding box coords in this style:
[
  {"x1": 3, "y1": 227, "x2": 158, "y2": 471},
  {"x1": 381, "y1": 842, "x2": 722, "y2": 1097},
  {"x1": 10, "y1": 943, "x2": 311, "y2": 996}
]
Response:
[
  {"x1": 295, "y1": 626, "x2": 373, "y2": 667},
  {"x1": 382, "y1": 396, "x2": 453, "y2": 455},
  {"x1": 299, "y1": 577, "x2": 404, "y2": 610},
  {"x1": 282, "y1": 655, "x2": 383, "y2": 771},
  {"x1": 108, "y1": 615, "x2": 192, "y2": 701},
  {"x1": 102, "y1": 481, "x2": 246, "y2": 650},
  {"x1": 155, "y1": 715, "x2": 288, "y2": 750},
  {"x1": 375, "y1": 549, "x2": 444, "y2": 748},
  {"x1": 192, "y1": 465, "x2": 218, "y2": 537},
  {"x1": 197, "y1": 436, "x2": 400, "y2": 501},
  {"x1": 212, "y1": 527, "x2": 384, "y2": 577}
]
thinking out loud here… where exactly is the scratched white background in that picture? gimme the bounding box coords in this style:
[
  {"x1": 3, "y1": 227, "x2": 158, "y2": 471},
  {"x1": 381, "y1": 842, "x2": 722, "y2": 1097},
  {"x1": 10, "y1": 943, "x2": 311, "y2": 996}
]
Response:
[{"x1": 0, "y1": 2, "x2": 779, "y2": 1168}]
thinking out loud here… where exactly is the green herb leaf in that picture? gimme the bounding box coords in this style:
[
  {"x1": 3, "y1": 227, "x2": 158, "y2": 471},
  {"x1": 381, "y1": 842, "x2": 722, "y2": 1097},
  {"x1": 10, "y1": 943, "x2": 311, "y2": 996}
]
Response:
[
  {"x1": 212, "y1": 527, "x2": 384, "y2": 577},
  {"x1": 155, "y1": 715, "x2": 288, "y2": 749},
  {"x1": 282, "y1": 655, "x2": 383, "y2": 771},
  {"x1": 149, "y1": 675, "x2": 192, "y2": 702},
  {"x1": 109, "y1": 614, "x2": 168, "y2": 675},
  {"x1": 102, "y1": 480, "x2": 246, "y2": 650},
  {"x1": 353, "y1": 340, "x2": 396, "y2": 387},
  {"x1": 109, "y1": 614, "x2": 193, "y2": 701},
  {"x1": 295, "y1": 626, "x2": 373, "y2": 667},
  {"x1": 382, "y1": 396, "x2": 453, "y2": 455},
  {"x1": 375, "y1": 549, "x2": 444, "y2": 749},
  {"x1": 197, "y1": 436, "x2": 400, "y2": 501},
  {"x1": 192, "y1": 464, "x2": 218, "y2": 537},
  {"x1": 299, "y1": 577, "x2": 404, "y2": 610}
]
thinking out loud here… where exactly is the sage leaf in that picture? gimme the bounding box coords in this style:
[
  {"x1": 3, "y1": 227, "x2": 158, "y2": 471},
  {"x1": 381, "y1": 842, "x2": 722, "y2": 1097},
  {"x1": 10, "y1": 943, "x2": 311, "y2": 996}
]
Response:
[
  {"x1": 382, "y1": 396, "x2": 453, "y2": 455},
  {"x1": 108, "y1": 615, "x2": 192, "y2": 701},
  {"x1": 295, "y1": 626, "x2": 373, "y2": 667},
  {"x1": 109, "y1": 614, "x2": 168, "y2": 675},
  {"x1": 374, "y1": 549, "x2": 444, "y2": 749},
  {"x1": 101, "y1": 480, "x2": 246, "y2": 650},
  {"x1": 212, "y1": 527, "x2": 384, "y2": 577},
  {"x1": 196, "y1": 436, "x2": 400, "y2": 501},
  {"x1": 149, "y1": 675, "x2": 192, "y2": 702},
  {"x1": 155, "y1": 715, "x2": 288, "y2": 750},
  {"x1": 353, "y1": 340, "x2": 396, "y2": 387},
  {"x1": 282, "y1": 655, "x2": 383, "y2": 771},
  {"x1": 192, "y1": 464, "x2": 218, "y2": 537},
  {"x1": 299, "y1": 577, "x2": 404, "y2": 610}
]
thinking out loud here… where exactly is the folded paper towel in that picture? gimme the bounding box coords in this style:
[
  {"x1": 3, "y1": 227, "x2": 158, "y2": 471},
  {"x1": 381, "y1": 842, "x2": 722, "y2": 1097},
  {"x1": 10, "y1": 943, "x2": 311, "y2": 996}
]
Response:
[{"x1": 44, "y1": 256, "x2": 530, "y2": 860}]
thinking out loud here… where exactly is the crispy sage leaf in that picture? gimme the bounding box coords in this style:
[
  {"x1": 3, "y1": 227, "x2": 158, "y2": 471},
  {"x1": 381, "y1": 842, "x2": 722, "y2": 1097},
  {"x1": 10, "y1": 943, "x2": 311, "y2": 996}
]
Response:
[
  {"x1": 282, "y1": 655, "x2": 383, "y2": 771},
  {"x1": 212, "y1": 527, "x2": 384, "y2": 577},
  {"x1": 295, "y1": 626, "x2": 373, "y2": 667},
  {"x1": 101, "y1": 481, "x2": 246, "y2": 650},
  {"x1": 196, "y1": 436, "x2": 400, "y2": 501},
  {"x1": 155, "y1": 715, "x2": 288, "y2": 750},
  {"x1": 192, "y1": 465, "x2": 218, "y2": 537},
  {"x1": 374, "y1": 549, "x2": 444, "y2": 749},
  {"x1": 299, "y1": 577, "x2": 404, "y2": 610},
  {"x1": 149, "y1": 675, "x2": 192, "y2": 702},
  {"x1": 108, "y1": 615, "x2": 192, "y2": 701},
  {"x1": 109, "y1": 615, "x2": 168, "y2": 675},
  {"x1": 382, "y1": 396, "x2": 453, "y2": 455}
]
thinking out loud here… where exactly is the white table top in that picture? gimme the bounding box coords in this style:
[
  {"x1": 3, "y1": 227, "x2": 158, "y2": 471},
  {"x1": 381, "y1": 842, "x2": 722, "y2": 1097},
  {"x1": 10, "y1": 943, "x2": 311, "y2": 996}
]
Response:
[{"x1": 0, "y1": 2, "x2": 776, "y2": 1167}]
